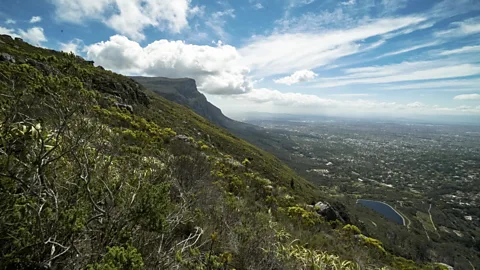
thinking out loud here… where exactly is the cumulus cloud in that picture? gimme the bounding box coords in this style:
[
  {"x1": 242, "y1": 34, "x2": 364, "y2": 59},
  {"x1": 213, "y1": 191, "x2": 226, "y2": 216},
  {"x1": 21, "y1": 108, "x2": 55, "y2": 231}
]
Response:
[
  {"x1": 86, "y1": 35, "x2": 252, "y2": 95},
  {"x1": 18, "y1": 27, "x2": 47, "y2": 45},
  {"x1": 30, "y1": 16, "x2": 42, "y2": 23},
  {"x1": 274, "y1": 70, "x2": 318, "y2": 85},
  {"x1": 454, "y1": 94, "x2": 480, "y2": 100},
  {"x1": 5, "y1": 19, "x2": 16, "y2": 24},
  {"x1": 0, "y1": 26, "x2": 17, "y2": 37},
  {"x1": 51, "y1": 0, "x2": 193, "y2": 41},
  {"x1": 60, "y1": 39, "x2": 84, "y2": 55},
  {"x1": 0, "y1": 26, "x2": 46, "y2": 46}
]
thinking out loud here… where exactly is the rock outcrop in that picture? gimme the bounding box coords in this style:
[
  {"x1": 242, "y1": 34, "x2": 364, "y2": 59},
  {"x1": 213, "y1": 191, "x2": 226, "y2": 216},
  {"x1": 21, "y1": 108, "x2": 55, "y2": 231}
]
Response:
[
  {"x1": 0, "y1": 53, "x2": 15, "y2": 63},
  {"x1": 131, "y1": 77, "x2": 234, "y2": 128},
  {"x1": 314, "y1": 201, "x2": 348, "y2": 223}
]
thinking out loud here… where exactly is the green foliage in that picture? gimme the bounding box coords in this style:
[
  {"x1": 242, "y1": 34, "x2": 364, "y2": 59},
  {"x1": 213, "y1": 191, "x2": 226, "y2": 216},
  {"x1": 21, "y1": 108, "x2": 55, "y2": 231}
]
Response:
[
  {"x1": 241, "y1": 158, "x2": 250, "y2": 167},
  {"x1": 342, "y1": 224, "x2": 361, "y2": 235},
  {"x1": 286, "y1": 205, "x2": 322, "y2": 226},
  {"x1": 88, "y1": 245, "x2": 144, "y2": 270},
  {"x1": 359, "y1": 235, "x2": 386, "y2": 253},
  {"x1": 273, "y1": 243, "x2": 361, "y2": 270},
  {"x1": 132, "y1": 182, "x2": 170, "y2": 232}
]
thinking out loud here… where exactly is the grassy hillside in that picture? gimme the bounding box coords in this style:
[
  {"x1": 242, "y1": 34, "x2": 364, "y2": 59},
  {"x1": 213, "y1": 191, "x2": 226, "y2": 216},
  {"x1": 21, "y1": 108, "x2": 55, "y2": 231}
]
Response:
[{"x1": 0, "y1": 35, "x2": 443, "y2": 269}]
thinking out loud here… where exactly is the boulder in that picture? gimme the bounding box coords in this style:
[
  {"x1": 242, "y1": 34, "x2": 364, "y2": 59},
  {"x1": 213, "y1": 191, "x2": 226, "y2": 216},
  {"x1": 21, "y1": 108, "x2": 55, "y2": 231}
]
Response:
[
  {"x1": 0, "y1": 34, "x2": 13, "y2": 41},
  {"x1": 91, "y1": 76, "x2": 149, "y2": 106},
  {"x1": 0, "y1": 53, "x2": 15, "y2": 63},
  {"x1": 314, "y1": 201, "x2": 346, "y2": 223}
]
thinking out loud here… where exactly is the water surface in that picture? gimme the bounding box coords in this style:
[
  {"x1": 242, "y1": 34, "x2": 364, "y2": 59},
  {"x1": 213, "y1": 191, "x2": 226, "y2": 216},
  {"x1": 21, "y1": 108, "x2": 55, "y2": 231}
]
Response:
[{"x1": 357, "y1": 199, "x2": 405, "y2": 225}]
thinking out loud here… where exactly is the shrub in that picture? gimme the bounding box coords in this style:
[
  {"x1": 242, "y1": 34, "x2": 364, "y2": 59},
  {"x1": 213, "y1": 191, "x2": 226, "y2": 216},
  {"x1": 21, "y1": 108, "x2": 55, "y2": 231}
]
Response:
[
  {"x1": 342, "y1": 224, "x2": 361, "y2": 235},
  {"x1": 87, "y1": 245, "x2": 144, "y2": 270}
]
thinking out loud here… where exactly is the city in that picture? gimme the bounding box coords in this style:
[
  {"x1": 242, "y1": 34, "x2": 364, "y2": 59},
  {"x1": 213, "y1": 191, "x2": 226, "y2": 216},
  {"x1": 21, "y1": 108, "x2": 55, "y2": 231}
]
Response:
[{"x1": 246, "y1": 116, "x2": 480, "y2": 268}]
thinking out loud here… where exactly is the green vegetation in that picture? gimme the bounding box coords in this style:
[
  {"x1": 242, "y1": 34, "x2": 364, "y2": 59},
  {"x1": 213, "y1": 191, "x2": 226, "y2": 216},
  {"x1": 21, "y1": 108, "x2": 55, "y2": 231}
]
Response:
[{"x1": 0, "y1": 35, "x2": 442, "y2": 269}]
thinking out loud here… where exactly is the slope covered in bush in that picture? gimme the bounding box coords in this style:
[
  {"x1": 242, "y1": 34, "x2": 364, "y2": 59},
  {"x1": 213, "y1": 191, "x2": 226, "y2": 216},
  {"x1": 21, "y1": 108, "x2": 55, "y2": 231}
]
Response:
[{"x1": 0, "y1": 35, "x2": 443, "y2": 269}]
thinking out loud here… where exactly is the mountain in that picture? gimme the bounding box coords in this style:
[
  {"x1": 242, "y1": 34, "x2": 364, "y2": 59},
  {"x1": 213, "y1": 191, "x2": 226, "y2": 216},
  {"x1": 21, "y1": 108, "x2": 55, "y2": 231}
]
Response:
[
  {"x1": 131, "y1": 76, "x2": 302, "y2": 169},
  {"x1": 130, "y1": 76, "x2": 242, "y2": 130},
  {"x1": 0, "y1": 35, "x2": 441, "y2": 269}
]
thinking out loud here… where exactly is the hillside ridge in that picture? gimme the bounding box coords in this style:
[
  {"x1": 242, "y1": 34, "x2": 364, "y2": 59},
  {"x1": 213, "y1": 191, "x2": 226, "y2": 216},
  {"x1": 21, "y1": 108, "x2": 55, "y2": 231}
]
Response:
[{"x1": 131, "y1": 76, "x2": 255, "y2": 131}]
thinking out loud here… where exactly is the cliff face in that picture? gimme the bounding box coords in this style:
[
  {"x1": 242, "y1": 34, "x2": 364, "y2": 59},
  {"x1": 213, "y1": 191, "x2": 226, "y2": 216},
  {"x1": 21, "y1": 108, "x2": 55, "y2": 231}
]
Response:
[{"x1": 131, "y1": 76, "x2": 243, "y2": 129}]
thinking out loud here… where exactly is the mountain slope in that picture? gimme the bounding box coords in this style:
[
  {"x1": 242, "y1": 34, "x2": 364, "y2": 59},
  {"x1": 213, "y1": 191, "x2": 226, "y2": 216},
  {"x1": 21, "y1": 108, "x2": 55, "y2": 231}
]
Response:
[
  {"x1": 0, "y1": 35, "x2": 440, "y2": 269},
  {"x1": 130, "y1": 76, "x2": 242, "y2": 130},
  {"x1": 131, "y1": 76, "x2": 301, "y2": 169}
]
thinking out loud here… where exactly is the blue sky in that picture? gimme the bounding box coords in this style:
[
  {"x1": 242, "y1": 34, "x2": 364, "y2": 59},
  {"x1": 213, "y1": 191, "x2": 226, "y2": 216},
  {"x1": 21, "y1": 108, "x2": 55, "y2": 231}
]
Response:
[{"x1": 1, "y1": 0, "x2": 480, "y2": 118}]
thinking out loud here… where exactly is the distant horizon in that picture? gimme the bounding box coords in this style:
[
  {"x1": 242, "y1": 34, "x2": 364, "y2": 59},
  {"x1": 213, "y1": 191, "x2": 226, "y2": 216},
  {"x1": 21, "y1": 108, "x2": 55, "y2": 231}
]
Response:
[{"x1": 226, "y1": 109, "x2": 480, "y2": 125}]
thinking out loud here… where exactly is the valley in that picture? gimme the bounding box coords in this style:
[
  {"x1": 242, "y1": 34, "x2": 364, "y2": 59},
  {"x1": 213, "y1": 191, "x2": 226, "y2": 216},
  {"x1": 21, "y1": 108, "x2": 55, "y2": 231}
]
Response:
[{"x1": 244, "y1": 116, "x2": 480, "y2": 269}]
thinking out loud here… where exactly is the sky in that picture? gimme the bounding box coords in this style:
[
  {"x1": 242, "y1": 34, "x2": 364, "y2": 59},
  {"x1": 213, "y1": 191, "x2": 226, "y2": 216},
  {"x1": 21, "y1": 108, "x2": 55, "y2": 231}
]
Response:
[{"x1": 1, "y1": 0, "x2": 480, "y2": 120}]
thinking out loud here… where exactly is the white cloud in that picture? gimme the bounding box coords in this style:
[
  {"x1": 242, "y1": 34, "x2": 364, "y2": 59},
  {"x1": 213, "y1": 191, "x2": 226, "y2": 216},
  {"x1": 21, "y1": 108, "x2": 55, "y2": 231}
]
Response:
[
  {"x1": 330, "y1": 93, "x2": 373, "y2": 97},
  {"x1": 274, "y1": 70, "x2": 318, "y2": 85},
  {"x1": 383, "y1": 78, "x2": 480, "y2": 91},
  {"x1": 342, "y1": 0, "x2": 355, "y2": 6},
  {"x1": 240, "y1": 16, "x2": 425, "y2": 77},
  {"x1": 314, "y1": 61, "x2": 480, "y2": 88},
  {"x1": 434, "y1": 17, "x2": 480, "y2": 37},
  {"x1": 253, "y1": 3, "x2": 264, "y2": 9},
  {"x1": 60, "y1": 39, "x2": 84, "y2": 55},
  {"x1": 0, "y1": 26, "x2": 47, "y2": 45},
  {"x1": 30, "y1": 16, "x2": 42, "y2": 23},
  {"x1": 430, "y1": 0, "x2": 480, "y2": 19},
  {"x1": 188, "y1": 5, "x2": 205, "y2": 18},
  {"x1": 50, "y1": 0, "x2": 111, "y2": 23},
  {"x1": 18, "y1": 27, "x2": 47, "y2": 45},
  {"x1": 222, "y1": 88, "x2": 480, "y2": 116},
  {"x1": 377, "y1": 41, "x2": 440, "y2": 58},
  {"x1": 205, "y1": 9, "x2": 235, "y2": 41},
  {"x1": 0, "y1": 26, "x2": 17, "y2": 37},
  {"x1": 288, "y1": 0, "x2": 315, "y2": 8},
  {"x1": 439, "y1": 45, "x2": 480, "y2": 56},
  {"x1": 406, "y1": 101, "x2": 426, "y2": 108},
  {"x1": 5, "y1": 19, "x2": 16, "y2": 24},
  {"x1": 51, "y1": 0, "x2": 193, "y2": 41},
  {"x1": 454, "y1": 94, "x2": 480, "y2": 100},
  {"x1": 86, "y1": 35, "x2": 252, "y2": 95}
]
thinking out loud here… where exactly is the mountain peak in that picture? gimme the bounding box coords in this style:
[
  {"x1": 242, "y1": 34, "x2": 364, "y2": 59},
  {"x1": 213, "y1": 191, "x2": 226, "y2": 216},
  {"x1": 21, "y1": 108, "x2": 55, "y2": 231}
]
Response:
[{"x1": 132, "y1": 76, "x2": 237, "y2": 129}]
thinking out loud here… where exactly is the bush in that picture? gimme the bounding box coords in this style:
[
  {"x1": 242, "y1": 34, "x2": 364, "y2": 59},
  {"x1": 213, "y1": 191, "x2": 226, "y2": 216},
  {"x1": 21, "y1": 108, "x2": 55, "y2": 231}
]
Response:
[{"x1": 87, "y1": 245, "x2": 144, "y2": 270}]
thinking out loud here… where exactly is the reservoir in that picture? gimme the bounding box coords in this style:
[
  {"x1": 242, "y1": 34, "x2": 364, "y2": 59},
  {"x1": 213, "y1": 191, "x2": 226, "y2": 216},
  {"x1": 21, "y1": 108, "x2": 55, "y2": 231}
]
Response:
[{"x1": 357, "y1": 199, "x2": 405, "y2": 225}]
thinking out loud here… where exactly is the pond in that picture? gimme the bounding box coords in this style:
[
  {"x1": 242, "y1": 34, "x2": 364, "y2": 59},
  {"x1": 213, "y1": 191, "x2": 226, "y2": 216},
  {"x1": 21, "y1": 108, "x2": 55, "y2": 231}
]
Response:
[{"x1": 357, "y1": 199, "x2": 405, "y2": 225}]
